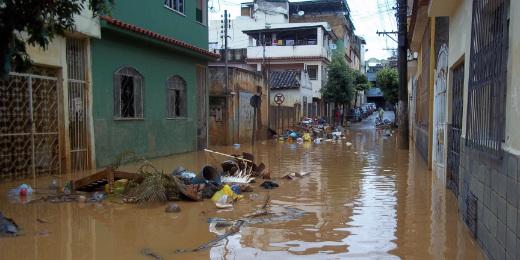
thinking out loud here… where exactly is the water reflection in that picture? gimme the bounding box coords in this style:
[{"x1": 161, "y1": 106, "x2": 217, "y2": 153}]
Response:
[{"x1": 0, "y1": 129, "x2": 484, "y2": 259}]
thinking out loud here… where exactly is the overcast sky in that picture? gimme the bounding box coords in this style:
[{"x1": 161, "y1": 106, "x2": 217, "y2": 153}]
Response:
[{"x1": 208, "y1": 0, "x2": 397, "y2": 60}]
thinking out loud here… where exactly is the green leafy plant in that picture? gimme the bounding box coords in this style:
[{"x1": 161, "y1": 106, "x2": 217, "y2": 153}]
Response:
[
  {"x1": 0, "y1": 0, "x2": 114, "y2": 78},
  {"x1": 321, "y1": 50, "x2": 355, "y2": 107},
  {"x1": 376, "y1": 67, "x2": 398, "y2": 106},
  {"x1": 351, "y1": 69, "x2": 371, "y2": 107}
]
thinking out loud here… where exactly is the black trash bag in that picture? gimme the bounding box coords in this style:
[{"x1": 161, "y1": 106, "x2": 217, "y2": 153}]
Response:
[
  {"x1": 260, "y1": 181, "x2": 279, "y2": 189},
  {"x1": 201, "y1": 183, "x2": 221, "y2": 199},
  {"x1": 0, "y1": 212, "x2": 19, "y2": 236}
]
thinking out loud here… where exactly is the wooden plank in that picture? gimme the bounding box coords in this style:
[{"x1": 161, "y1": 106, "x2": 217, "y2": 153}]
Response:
[
  {"x1": 73, "y1": 169, "x2": 109, "y2": 190},
  {"x1": 73, "y1": 168, "x2": 140, "y2": 191}
]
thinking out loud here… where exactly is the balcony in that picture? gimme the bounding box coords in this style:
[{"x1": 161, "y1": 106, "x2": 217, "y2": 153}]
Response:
[{"x1": 247, "y1": 45, "x2": 330, "y2": 60}]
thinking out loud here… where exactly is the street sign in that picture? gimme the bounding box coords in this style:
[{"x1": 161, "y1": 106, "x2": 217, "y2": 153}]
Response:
[{"x1": 274, "y1": 93, "x2": 285, "y2": 105}]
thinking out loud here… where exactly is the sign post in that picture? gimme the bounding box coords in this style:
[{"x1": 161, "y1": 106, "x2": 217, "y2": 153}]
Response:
[
  {"x1": 274, "y1": 93, "x2": 285, "y2": 134},
  {"x1": 250, "y1": 94, "x2": 261, "y2": 145}
]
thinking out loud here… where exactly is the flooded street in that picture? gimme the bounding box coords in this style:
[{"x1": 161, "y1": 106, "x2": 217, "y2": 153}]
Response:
[{"x1": 0, "y1": 115, "x2": 484, "y2": 260}]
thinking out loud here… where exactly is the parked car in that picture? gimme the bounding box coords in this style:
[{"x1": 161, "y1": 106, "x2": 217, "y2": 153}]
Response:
[
  {"x1": 347, "y1": 108, "x2": 362, "y2": 122},
  {"x1": 360, "y1": 106, "x2": 369, "y2": 118}
]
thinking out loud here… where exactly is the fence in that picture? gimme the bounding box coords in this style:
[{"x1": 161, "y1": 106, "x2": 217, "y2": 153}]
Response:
[
  {"x1": 0, "y1": 73, "x2": 61, "y2": 181},
  {"x1": 269, "y1": 105, "x2": 299, "y2": 135}
]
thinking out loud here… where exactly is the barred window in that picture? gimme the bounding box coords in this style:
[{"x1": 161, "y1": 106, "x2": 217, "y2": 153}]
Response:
[
  {"x1": 114, "y1": 67, "x2": 144, "y2": 119},
  {"x1": 164, "y1": 0, "x2": 184, "y2": 14},
  {"x1": 307, "y1": 65, "x2": 318, "y2": 80},
  {"x1": 196, "y1": 0, "x2": 207, "y2": 24},
  {"x1": 166, "y1": 75, "x2": 187, "y2": 118},
  {"x1": 466, "y1": 0, "x2": 509, "y2": 157}
]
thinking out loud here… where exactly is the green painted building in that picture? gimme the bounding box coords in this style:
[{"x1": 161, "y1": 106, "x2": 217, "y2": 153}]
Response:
[{"x1": 91, "y1": 0, "x2": 218, "y2": 166}]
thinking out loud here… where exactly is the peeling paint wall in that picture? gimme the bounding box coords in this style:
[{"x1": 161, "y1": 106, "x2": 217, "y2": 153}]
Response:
[{"x1": 208, "y1": 67, "x2": 268, "y2": 146}]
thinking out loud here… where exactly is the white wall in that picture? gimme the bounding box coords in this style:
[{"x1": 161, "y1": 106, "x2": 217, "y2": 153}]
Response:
[
  {"x1": 505, "y1": 0, "x2": 520, "y2": 154},
  {"x1": 73, "y1": 8, "x2": 101, "y2": 38},
  {"x1": 247, "y1": 44, "x2": 328, "y2": 59},
  {"x1": 305, "y1": 61, "x2": 326, "y2": 99},
  {"x1": 208, "y1": 4, "x2": 288, "y2": 50},
  {"x1": 269, "y1": 87, "x2": 313, "y2": 107}
]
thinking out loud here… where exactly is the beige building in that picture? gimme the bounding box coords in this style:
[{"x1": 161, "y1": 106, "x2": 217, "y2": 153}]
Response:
[
  {"x1": 0, "y1": 9, "x2": 99, "y2": 181},
  {"x1": 408, "y1": 0, "x2": 520, "y2": 258}
]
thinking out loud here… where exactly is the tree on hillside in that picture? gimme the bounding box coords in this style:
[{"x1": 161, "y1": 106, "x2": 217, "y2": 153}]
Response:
[
  {"x1": 351, "y1": 68, "x2": 371, "y2": 107},
  {"x1": 376, "y1": 67, "x2": 398, "y2": 116},
  {"x1": 321, "y1": 50, "x2": 355, "y2": 116},
  {"x1": 0, "y1": 0, "x2": 113, "y2": 78}
]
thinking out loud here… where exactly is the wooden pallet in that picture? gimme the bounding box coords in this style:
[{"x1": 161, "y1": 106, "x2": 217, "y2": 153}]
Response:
[{"x1": 73, "y1": 168, "x2": 140, "y2": 192}]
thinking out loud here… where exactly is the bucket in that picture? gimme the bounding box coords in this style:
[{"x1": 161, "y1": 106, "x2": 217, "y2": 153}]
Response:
[{"x1": 197, "y1": 165, "x2": 221, "y2": 184}]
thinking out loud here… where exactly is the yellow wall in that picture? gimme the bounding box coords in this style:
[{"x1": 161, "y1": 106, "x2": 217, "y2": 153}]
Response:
[
  {"x1": 23, "y1": 10, "x2": 98, "y2": 173},
  {"x1": 446, "y1": 0, "x2": 472, "y2": 138}
]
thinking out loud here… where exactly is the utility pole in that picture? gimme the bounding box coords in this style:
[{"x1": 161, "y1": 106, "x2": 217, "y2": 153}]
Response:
[
  {"x1": 223, "y1": 10, "x2": 229, "y2": 96},
  {"x1": 221, "y1": 10, "x2": 233, "y2": 144},
  {"x1": 397, "y1": 0, "x2": 409, "y2": 149},
  {"x1": 376, "y1": 31, "x2": 399, "y2": 43}
]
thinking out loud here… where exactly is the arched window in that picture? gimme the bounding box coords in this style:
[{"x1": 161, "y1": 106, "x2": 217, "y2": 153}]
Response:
[
  {"x1": 166, "y1": 75, "x2": 187, "y2": 118},
  {"x1": 113, "y1": 67, "x2": 144, "y2": 119}
]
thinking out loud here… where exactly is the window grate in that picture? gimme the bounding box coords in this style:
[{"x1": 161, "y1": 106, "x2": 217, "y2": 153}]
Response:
[
  {"x1": 66, "y1": 38, "x2": 90, "y2": 172},
  {"x1": 447, "y1": 62, "x2": 464, "y2": 196},
  {"x1": 166, "y1": 75, "x2": 187, "y2": 118},
  {"x1": 113, "y1": 67, "x2": 144, "y2": 119},
  {"x1": 165, "y1": 0, "x2": 184, "y2": 14},
  {"x1": 466, "y1": 0, "x2": 509, "y2": 158}
]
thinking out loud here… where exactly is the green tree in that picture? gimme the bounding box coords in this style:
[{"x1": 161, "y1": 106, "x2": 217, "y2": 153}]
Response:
[
  {"x1": 0, "y1": 0, "x2": 113, "y2": 78},
  {"x1": 321, "y1": 50, "x2": 355, "y2": 108},
  {"x1": 351, "y1": 68, "x2": 371, "y2": 107},
  {"x1": 376, "y1": 67, "x2": 398, "y2": 116}
]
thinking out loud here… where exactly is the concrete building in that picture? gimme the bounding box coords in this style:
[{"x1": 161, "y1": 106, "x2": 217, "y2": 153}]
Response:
[
  {"x1": 91, "y1": 0, "x2": 218, "y2": 166},
  {"x1": 0, "y1": 8, "x2": 100, "y2": 180},
  {"x1": 209, "y1": 0, "x2": 290, "y2": 50},
  {"x1": 208, "y1": 67, "x2": 268, "y2": 146},
  {"x1": 288, "y1": 0, "x2": 363, "y2": 71},
  {"x1": 242, "y1": 22, "x2": 336, "y2": 118},
  {"x1": 408, "y1": 0, "x2": 520, "y2": 259}
]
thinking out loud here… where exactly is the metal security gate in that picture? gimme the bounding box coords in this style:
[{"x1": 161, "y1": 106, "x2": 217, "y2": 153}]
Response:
[
  {"x1": 433, "y1": 45, "x2": 448, "y2": 168},
  {"x1": 447, "y1": 63, "x2": 464, "y2": 196},
  {"x1": 67, "y1": 39, "x2": 90, "y2": 172},
  {"x1": 0, "y1": 73, "x2": 60, "y2": 181},
  {"x1": 466, "y1": 0, "x2": 509, "y2": 158}
]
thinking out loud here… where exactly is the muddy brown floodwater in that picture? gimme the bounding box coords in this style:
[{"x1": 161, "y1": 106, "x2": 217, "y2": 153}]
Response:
[{"x1": 0, "y1": 126, "x2": 485, "y2": 259}]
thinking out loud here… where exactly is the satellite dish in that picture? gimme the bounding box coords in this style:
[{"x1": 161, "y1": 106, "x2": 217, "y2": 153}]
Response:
[{"x1": 298, "y1": 10, "x2": 305, "y2": 16}]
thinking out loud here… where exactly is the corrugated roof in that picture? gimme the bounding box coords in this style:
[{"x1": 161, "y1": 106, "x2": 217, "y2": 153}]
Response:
[{"x1": 270, "y1": 71, "x2": 301, "y2": 89}]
